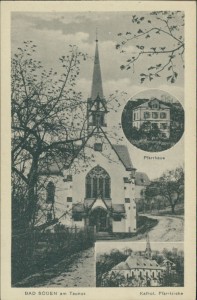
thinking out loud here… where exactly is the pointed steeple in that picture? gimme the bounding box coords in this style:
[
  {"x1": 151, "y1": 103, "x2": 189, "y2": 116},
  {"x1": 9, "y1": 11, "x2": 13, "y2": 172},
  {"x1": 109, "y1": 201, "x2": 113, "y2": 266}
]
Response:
[
  {"x1": 145, "y1": 234, "x2": 152, "y2": 259},
  {"x1": 90, "y1": 35, "x2": 104, "y2": 100},
  {"x1": 87, "y1": 33, "x2": 108, "y2": 132}
]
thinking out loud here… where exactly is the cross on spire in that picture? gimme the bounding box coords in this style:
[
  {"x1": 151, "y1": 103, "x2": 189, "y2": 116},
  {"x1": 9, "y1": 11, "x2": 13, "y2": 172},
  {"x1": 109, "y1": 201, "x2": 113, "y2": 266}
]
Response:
[{"x1": 96, "y1": 28, "x2": 98, "y2": 42}]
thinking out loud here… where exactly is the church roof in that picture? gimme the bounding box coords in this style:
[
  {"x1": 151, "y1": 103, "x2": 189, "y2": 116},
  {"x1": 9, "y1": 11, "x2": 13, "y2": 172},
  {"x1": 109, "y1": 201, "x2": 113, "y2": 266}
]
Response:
[
  {"x1": 112, "y1": 261, "x2": 130, "y2": 271},
  {"x1": 38, "y1": 143, "x2": 134, "y2": 175},
  {"x1": 91, "y1": 40, "x2": 104, "y2": 100},
  {"x1": 112, "y1": 145, "x2": 134, "y2": 171},
  {"x1": 135, "y1": 172, "x2": 150, "y2": 186},
  {"x1": 125, "y1": 255, "x2": 162, "y2": 270}
]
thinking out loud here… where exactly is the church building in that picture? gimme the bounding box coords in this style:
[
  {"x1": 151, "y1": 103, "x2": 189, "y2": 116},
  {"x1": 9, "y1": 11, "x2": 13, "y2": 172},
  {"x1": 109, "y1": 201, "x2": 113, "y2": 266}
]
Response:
[
  {"x1": 102, "y1": 235, "x2": 164, "y2": 287},
  {"x1": 38, "y1": 38, "x2": 150, "y2": 234}
]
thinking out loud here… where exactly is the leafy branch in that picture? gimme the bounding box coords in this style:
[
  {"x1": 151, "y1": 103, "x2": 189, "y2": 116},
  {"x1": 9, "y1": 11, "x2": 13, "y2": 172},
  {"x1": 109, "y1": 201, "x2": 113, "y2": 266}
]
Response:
[{"x1": 116, "y1": 11, "x2": 184, "y2": 83}]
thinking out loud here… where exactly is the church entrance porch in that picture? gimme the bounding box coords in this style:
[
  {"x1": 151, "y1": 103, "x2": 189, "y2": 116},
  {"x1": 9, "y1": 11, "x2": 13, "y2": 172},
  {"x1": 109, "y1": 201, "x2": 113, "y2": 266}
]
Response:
[{"x1": 89, "y1": 207, "x2": 111, "y2": 232}]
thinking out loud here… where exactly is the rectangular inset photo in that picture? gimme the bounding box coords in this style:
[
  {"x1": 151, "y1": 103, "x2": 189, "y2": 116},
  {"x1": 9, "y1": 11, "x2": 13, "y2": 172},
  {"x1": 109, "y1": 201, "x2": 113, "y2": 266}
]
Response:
[{"x1": 96, "y1": 240, "x2": 184, "y2": 287}]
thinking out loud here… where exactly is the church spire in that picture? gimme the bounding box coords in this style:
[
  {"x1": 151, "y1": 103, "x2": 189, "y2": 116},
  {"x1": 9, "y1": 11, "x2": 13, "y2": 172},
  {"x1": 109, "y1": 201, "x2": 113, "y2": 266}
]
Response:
[
  {"x1": 145, "y1": 234, "x2": 152, "y2": 259},
  {"x1": 90, "y1": 33, "x2": 104, "y2": 100}
]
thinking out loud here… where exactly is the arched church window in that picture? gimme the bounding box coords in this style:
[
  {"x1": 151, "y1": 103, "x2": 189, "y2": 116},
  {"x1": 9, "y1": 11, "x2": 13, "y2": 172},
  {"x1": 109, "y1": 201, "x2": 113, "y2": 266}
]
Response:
[
  {"x1": 85, "y1": 165, "x2": 111, "y2": 199},
  {"x1": 46, "y1": 181, "x2": 55, "y2": 203}
]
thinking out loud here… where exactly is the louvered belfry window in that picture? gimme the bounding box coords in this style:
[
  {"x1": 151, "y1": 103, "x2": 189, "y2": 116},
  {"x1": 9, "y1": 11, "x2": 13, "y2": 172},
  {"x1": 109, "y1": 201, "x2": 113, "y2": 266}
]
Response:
[
  {"x1": 46, "y1": 181, "x2": 55, "y2": 203},
  {"x1": 86, "y1": 165, "x2": 111, "y2": 199}
]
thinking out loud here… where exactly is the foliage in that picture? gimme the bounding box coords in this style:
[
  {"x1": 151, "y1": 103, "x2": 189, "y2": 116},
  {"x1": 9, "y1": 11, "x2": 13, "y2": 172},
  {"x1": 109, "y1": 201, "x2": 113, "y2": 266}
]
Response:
[
  {"x1": 116, "y1": 11, "x2": 184, "y2": 83},
  {"x1": 145, "y1": 166, "x2": 184, "y2": 214},
  {"x1": 121, "y1": 97, "x2": 184, "y2": 152},
  {"x1": 96, "y1": 249, "x2": 127, "y2": 287}
]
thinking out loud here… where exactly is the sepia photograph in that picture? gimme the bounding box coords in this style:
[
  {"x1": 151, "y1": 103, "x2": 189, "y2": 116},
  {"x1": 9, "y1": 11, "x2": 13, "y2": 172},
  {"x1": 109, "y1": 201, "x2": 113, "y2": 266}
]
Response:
[
  {"x1": 11, "y1": 10, "x2": 185, "y2": 288},
  {"x1": 122, "y1": 90, "x2": 184, "y2": 152},
  {"x1": 1, "y1": 2, "x2": 196, "y2": 300},
  {"x1": 96, "y1": 240, "x2": 184, "y2": 287}
]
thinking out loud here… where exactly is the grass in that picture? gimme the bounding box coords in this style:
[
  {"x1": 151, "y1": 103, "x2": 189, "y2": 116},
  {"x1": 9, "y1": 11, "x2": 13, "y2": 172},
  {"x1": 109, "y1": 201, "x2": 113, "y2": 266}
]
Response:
[{"x1": 147, "y1": 203, "x2": 184, "y2": 217}]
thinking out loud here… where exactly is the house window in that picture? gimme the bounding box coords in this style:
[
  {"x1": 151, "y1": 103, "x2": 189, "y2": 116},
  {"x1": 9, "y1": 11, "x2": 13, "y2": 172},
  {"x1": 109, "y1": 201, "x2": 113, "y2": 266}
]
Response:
[
  {"x1": 113, "y1": 215, "x2": 122, "y2": 221},
  {"x1": 85, "y1": 165, "x2": 111, "y2": 199},
  {"x1": 67, "y1": 175, "x2": 72, "y2": 181},
  {"x1": 63, "y1": 175, "x2": 72, "y2": 182},
  {"x1": 73, "y1": 215, "x2": 82, "y2": 221},
  {"x1": 144, "y1": 112, "x2": 150, "y2": 119},
  {"x1": 160, "y1": 123, "x2": 168, "y2": 130},
  {"x1": 92, "y1": 112, "x2": 105, "y2": 126},
  {"x1": 160, "y1": 112, "x2": 167, "y2": 119},
  {"x1": 94, "y1": 143, "x2": 102, "y2": 152},
  {"x1": 67, "y1": 197, "x2": 72, "y2": 202},
  {"x1": 152, "y1": 112, "x2": 159, "y2": 119},
  {"x1": 125, "y1": 198, "x2": 130, "y2": 203},
  {"x1": 46, "y1": 181, "x2": 55, "y2": 203}
]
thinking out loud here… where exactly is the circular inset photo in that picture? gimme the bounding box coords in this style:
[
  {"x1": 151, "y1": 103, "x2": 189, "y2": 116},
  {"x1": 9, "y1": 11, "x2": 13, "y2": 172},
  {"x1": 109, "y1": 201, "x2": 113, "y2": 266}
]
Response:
[{"x1": 121, "y1": 89, "x2": 184, "y2": 152}]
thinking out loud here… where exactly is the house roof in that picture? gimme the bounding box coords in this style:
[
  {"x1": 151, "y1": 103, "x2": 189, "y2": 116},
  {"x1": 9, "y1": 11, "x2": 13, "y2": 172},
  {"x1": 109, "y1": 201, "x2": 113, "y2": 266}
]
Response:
[
  {"x1": 135, "y1": 172, "x2": 150, "y2": 186},
  {"x1": 133, "y1": 98, "x2": 170, "y2": 110},
  {"x1": 112, "y1": 204, "x2": 125, "y2": 213},
  {"x1": 161, "y1": 259, "x2": 176, "y2": 267},
  {"x1": 112, "y1": 144, "x2": 134, "y2": 171}
]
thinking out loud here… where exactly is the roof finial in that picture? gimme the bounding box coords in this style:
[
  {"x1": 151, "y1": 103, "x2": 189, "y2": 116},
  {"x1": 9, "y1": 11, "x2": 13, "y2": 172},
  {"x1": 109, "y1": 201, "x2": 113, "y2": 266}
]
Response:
[{"x1": 96, "y1": 28, "x2": 98, "y2": 42}]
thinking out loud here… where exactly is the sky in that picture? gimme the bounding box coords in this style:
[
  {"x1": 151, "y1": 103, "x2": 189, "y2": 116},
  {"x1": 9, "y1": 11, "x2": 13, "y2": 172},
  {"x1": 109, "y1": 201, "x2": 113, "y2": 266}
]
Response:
[
  {"x1": 11, "y1": 11, "x2": 184, "y2": 179},
  {"x1": 96, "y1": 241, "x2": 184, "y2": 255}
]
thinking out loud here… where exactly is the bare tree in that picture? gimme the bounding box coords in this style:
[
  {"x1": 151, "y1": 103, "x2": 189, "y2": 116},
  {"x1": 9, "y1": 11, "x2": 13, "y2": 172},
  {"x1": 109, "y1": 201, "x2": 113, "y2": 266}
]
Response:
[{"x1": 12, "y1": 41, "x2": 90, "y2": 229}]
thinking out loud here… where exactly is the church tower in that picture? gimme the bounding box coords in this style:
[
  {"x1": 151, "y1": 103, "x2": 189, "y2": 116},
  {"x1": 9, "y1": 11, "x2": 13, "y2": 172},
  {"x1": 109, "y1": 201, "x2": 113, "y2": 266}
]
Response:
[
  {"x1": 87, "y1": 35, "x2": 108, "y2": 132},
  {"x1": 145, "y1": 234, "x2": 152, "y2": 259}
]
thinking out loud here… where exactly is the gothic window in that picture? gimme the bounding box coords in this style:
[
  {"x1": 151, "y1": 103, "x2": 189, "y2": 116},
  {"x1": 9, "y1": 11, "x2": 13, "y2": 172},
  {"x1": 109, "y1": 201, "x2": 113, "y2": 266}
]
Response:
[
  {"x1": 85, "y1": 165, "x2": 111, "y2": 199},
  {"x1": 46, "y1": 181, "x2": 55, "y2": 203}
]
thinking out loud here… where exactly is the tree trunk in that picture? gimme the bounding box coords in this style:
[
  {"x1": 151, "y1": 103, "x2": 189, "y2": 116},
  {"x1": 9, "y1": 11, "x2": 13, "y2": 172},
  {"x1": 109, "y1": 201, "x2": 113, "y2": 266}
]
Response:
[
  {"x1": 171, "y1": 204, "x2": 176, "y2": 214},
  {"x1": 26, "y1": 154, "x2": 39, "y2": 226}
]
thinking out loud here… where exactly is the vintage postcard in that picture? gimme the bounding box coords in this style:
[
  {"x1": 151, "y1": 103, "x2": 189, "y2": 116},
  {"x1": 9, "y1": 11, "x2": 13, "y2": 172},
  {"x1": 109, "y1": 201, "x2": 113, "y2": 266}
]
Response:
[{"x1": 1, "y1": 1, "x2": 196, "y2": 300}]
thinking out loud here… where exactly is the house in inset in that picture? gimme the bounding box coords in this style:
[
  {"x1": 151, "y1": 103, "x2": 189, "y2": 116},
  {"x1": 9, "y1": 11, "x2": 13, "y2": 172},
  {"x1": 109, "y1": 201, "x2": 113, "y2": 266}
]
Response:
[{"x1": 132, "y1": 98, "x2": 170, "y2": 138}]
